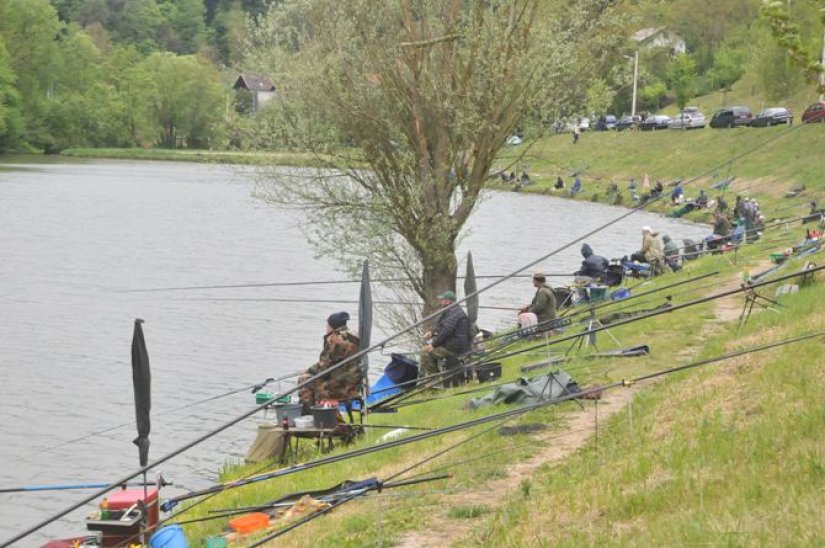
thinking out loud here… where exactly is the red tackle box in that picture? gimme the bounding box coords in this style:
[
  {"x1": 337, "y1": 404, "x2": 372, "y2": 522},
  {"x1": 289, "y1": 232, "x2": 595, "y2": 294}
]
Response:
[{"x1": 87, "y1": 488, "x2": 159, "y2": 547}]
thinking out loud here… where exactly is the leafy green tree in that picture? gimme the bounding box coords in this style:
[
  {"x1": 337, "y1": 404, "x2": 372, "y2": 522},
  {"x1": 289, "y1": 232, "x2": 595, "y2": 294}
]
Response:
[
  {"x1": 253, "y1": 0, "x2": 619, "y2": 321},
  {"x1": 667, "y1": 0, "x2": 759, "y2": 72},
  {"x1": 0, "y1": 0, "x2": 62, "y2": 147},
  {"x1": 585, "y1": 79, "x2": 616, "y2": 117},
  {"x1": 72, "y1": 0, "x2": 111, "y2": 27},
  {"x1": 0, "y1": 36, "x2": 23, "y2": 151},
  {"x1": 760, "y1": 0, "x2": 825, "y2": 95},
  {"x1": 639, "y1": 81, "x2": 667, "y2": 112},
  {"x1": 666, "y1": 54, "x2": 697, "y2": 110},
  {"x1": 132, "y1": 52, "x2": 227, "y2": 148},
  {"x1": 110, "y1": 0, "x2": 163, "y2": 53},
  {"x1": 158, "y1": 0, "x2": 207, "y2": 54},
  {"x1": 706, "y1": 44, "x2": 746, "y2": 97}
]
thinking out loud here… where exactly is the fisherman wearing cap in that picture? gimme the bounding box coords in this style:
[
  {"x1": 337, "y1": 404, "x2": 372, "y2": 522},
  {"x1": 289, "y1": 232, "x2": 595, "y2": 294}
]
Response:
[
  {"x1": 517, "y1": 272, "x2": 556, "y2": 328},
  {"x1": 631, "y1": 226, "x2": 668, "y2": 275},
  {"x1": 421, "y1": 290, "x2": 472, "y2": 383},
  {"x1": 298, "y1": 311, "x2": 363, "y2": 410}
]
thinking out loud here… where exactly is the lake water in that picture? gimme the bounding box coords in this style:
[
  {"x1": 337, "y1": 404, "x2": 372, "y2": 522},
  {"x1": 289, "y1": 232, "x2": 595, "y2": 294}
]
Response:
[{"x1": 0, "y1": 158, "x2": 707, "y2": 544}]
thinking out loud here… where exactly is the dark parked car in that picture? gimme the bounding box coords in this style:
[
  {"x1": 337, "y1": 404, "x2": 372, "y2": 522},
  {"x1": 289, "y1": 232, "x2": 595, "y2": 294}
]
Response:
[
  {"x1": 595, "y1": 114, "x2": 618, "y2": 131},
  {"x1": 802, "y1": 101, "x2": 825, "y2": 123},
  {"x1": 616, "y1": 115, "x2": 642, "y2": 131},
  {"x1": 750, "y1": 107, "x2": 792, "y2": 127},
  {"x1": 709, "y1": 106, "x2": 753, "y2": 128},
  {"x1": 641, "y1": 114, "x2": 672, "y2": 130}
]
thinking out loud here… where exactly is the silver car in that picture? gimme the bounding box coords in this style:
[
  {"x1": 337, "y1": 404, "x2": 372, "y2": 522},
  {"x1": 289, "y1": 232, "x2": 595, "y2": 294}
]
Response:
[{"x1": 669, "y1": 107, "x2": 706, "y2": 129}]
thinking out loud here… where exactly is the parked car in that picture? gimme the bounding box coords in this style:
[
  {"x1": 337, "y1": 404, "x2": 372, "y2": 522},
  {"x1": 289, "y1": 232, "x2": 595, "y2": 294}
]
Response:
[
  {"x1": 615, "y1": 115, "x2": 642, "y2": 131},
  {"x1": 578, "y1": 117, "x2": 591, "y2": 131},
  {"x1": 669, "y1": 107, "x2": 706, "y2": 129},
  {"x1": 641, "y1": 114, "x2": 672, "y2": 130},
  {"x1": 709, "y1": 106, "x2": 753, "y2": 128},
  {"x1": 595, "y1": 114, "x2": 618, "y2": 131},
  {"x1": 801, "y1": 101, "x2": 825, "y2": 123},
  {"x1": 750, "y1": 107, "x2": 792, "y2": 127}
]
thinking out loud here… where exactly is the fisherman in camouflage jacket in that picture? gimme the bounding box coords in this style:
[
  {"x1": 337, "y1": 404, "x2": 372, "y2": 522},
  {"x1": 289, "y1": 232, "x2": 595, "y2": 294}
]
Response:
[{"x1": 299, "y1": 311, "x2": 363, "y2": 407}]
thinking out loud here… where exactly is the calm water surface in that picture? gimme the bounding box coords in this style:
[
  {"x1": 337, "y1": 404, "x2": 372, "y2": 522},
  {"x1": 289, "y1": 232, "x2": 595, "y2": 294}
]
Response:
[{"x1": 0, "y1": 158, "x2": 707, "y2": 543}]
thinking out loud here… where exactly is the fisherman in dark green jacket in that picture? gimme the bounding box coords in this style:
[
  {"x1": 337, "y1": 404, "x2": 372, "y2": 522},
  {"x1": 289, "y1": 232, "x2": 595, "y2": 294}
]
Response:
[{"x1": 518, "y1": 272, "x2": 556, "y2": 328}]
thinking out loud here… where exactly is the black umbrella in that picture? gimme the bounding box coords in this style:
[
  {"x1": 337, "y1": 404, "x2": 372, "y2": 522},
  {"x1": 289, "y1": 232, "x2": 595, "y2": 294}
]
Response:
[
  {"x1": 358, "y1": 261, "x2": 373, "y2": 381},
  {"x1": 464, "y1": 251, "x2": 479, "y2": 325},
  {"x1": 131, "y1": 319, "x2": 151, "y2": 467}
]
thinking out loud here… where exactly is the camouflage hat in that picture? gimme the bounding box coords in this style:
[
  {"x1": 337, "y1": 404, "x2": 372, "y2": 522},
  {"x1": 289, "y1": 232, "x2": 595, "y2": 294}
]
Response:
[{"x1": 436, "y1": 290, "x2": 456, "y2": 301}]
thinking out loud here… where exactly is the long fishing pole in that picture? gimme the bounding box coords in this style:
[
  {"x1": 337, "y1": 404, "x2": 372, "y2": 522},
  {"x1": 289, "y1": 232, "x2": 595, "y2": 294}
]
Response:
[
  {"x1": 126, "y1": 273, "x2": 578, "y2": 293},
  {"x1": 394, "y1": 261, "x2": 822, "y2": 407},
  {"x1": 0, "y1": 480, "x2": 167, "y2": 494},
  {"x1": 488, "y1": 263, "x2": 825, "y2": 364},
  {"x1": 249, "y1": 329, "x2": 825, "y2": 544},
  {"x1": 17, "y1": 373, "x2": 301, "y2": 462},
  {"x1": 178, "y1": 296, "x2": 518, "y2": 311},
  {"x1": 5, "y1": 121, "x2": 800, "y2": 547}
]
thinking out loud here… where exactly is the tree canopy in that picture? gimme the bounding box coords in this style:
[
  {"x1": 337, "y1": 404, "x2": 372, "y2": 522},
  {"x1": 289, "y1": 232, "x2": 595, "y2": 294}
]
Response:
[{"x1": 252, "y1": 0, "x2": 624, "y2": 324}]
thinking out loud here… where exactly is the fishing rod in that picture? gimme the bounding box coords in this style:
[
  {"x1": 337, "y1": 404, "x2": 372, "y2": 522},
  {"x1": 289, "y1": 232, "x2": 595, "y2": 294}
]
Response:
[
  {"x1": 5, "y1": 120, "x2": 799, "y2": 546},
  {"x1": 249, "y1": 329, "x2": 825, "y2": 544},
  {"x1": 250, "y1": 405, "x2": 526, "y2": 546},
  {"x1": 376, "y1": 274, "x2": 714, "y2": 410},
  {"x1": 178, "y1": 296, "x2": 519, "y2": 311},
  {"x1": 166, "y1": 474, "x2": 451, "y2": 528},
  {"x1": 395, "y1": 261, "x2": 820, "y2": 407},
  {"x1": 17, "y1": 374, "x2": 301, "y2": 462},
  {"x1": 487, "y1": 263, "x2": 825, "y2": 364},
  {"x1": 0, "y1": 479, "x2": 169, "y2": 495},
  {"x1": 125, "y1": 273, "x2": 578, "y2": 293}
]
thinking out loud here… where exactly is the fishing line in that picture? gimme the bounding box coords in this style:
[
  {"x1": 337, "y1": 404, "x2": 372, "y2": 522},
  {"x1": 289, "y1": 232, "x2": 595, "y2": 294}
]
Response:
[
  {"x1": 248, "y1": 329, "x2": 825, "y2": 543},
  {"x1": 125, "y1": 273, "x2": 576, "y2": 293},
  {"x1": 5, "y1": 119, "x2": 802, "y2": 547},
  {"x1": 15, "y1": 373, "x2": 303, "y2": 462},
  {"x1": 484, "y1": 264, "x2": 825, "y2": 364}
]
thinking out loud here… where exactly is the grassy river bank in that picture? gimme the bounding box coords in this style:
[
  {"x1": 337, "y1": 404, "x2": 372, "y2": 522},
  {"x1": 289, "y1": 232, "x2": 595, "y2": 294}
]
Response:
[{"x1": 58, "y1": 126, "x2": 825, "y2": 545}]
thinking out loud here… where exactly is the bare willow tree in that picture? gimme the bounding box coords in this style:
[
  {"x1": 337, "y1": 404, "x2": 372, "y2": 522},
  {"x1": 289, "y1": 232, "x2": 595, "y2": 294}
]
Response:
[{"x1": 252, "y1": 0, "x2": 624, "y2": 326}]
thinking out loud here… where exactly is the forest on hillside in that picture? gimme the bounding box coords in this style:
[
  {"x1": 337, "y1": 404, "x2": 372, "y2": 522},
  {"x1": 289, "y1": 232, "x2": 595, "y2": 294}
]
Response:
[{"x1": 0, "y1": 0, "x2": 822, "y2": 153}]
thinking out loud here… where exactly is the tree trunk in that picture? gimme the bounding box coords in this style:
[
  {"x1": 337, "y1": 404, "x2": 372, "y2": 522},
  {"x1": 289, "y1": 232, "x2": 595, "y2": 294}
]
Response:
[{"x1": 420, "y1": 251, "x2": 458, "y2": 329}]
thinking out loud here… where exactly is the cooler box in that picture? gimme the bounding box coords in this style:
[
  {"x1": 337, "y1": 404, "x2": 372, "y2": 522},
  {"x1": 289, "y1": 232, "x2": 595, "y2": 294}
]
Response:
[{"x1": 87, "y1": 488, "x2": 159, "y2": 547}]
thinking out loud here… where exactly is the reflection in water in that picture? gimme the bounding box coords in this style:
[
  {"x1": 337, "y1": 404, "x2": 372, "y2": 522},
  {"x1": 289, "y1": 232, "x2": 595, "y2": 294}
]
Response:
[{"x1": 0, "y1": 158, "x2": 707, "y2": 541}]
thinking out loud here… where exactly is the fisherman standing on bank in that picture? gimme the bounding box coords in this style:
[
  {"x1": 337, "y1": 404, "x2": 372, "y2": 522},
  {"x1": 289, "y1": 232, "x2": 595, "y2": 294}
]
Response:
[
  {"x1": 298, "y1": 311, "x2": 363, "y2": 412},
  {"x1": 517, "y1": 272, "x2": 556, "y2": 328},
  {"x1": 421, "y1": 291, "x2": 472, "y2": 384}
]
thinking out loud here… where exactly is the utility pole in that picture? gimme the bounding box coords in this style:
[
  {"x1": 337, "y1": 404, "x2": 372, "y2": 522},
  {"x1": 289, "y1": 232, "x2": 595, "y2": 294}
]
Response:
[
  {"x1": 632, "y1": 50, "x2": 639, "y2": 117},
  {"x1": 820, "y1": 28, "x2": 825, "y2": 101},
  {"x1": 624, "y1": 51, "x2": 639, "y2": 117}
]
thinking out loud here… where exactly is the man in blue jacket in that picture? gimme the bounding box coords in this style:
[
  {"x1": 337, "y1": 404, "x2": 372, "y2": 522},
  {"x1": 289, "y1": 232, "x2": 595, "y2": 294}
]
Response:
[
  {"x1": 576, "y1": 243, "x2": 609, "y2": 281},
  {"x1": 420, "y1": 291, "x2": 471, "y2": 384}
]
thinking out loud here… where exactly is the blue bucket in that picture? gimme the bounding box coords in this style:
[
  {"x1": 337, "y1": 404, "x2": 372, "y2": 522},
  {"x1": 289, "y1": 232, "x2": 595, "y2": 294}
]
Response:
[{"x1": 150, "y1": 525, "x2": 189, "y2": 548}]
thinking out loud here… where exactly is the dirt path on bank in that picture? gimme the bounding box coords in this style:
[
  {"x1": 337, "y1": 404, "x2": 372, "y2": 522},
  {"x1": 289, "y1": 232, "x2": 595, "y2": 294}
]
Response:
[{"x1": 397, "y1": 387, "x2": 636, "y2": 547}]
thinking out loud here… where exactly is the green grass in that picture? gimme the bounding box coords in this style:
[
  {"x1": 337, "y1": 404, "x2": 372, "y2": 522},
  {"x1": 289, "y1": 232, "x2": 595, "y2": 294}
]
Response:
[
  {"x1": 468, "y1": 275, "x2": 825, "y2": 546},
  {"x1": 496, "y1": 122, "x2": 825, "y2": 224},
  {"x1": 166, "y1": 228, "x2": 825, "y2": 546}
]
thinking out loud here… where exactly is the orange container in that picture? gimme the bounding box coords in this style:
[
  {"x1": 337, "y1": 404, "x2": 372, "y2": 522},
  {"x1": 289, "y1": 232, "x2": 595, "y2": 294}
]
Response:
[{"x1": 228, "y1": 512, "x2": 270, "y2": 534}]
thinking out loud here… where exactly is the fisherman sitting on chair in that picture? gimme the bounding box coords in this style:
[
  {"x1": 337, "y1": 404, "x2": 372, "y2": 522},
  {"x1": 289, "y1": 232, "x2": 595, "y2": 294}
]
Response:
[
  {"x1": 298, "y1": 311, "x2": 363, "y2": 414},
  {"x1": 421, "y1": 291, "x2": 471, "y2": 385}
]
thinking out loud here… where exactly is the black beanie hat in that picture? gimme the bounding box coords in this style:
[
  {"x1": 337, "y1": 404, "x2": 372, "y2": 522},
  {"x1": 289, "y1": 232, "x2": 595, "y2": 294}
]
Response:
[{"x1": 327, "y1": 311, "x2": 350, "y2": 329}]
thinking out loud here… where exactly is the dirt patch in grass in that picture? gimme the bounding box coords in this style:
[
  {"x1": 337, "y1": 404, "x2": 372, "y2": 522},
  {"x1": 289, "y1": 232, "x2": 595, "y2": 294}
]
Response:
[{"x1": 396, "y1": 388, "x2": 636, "y2": 547}]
